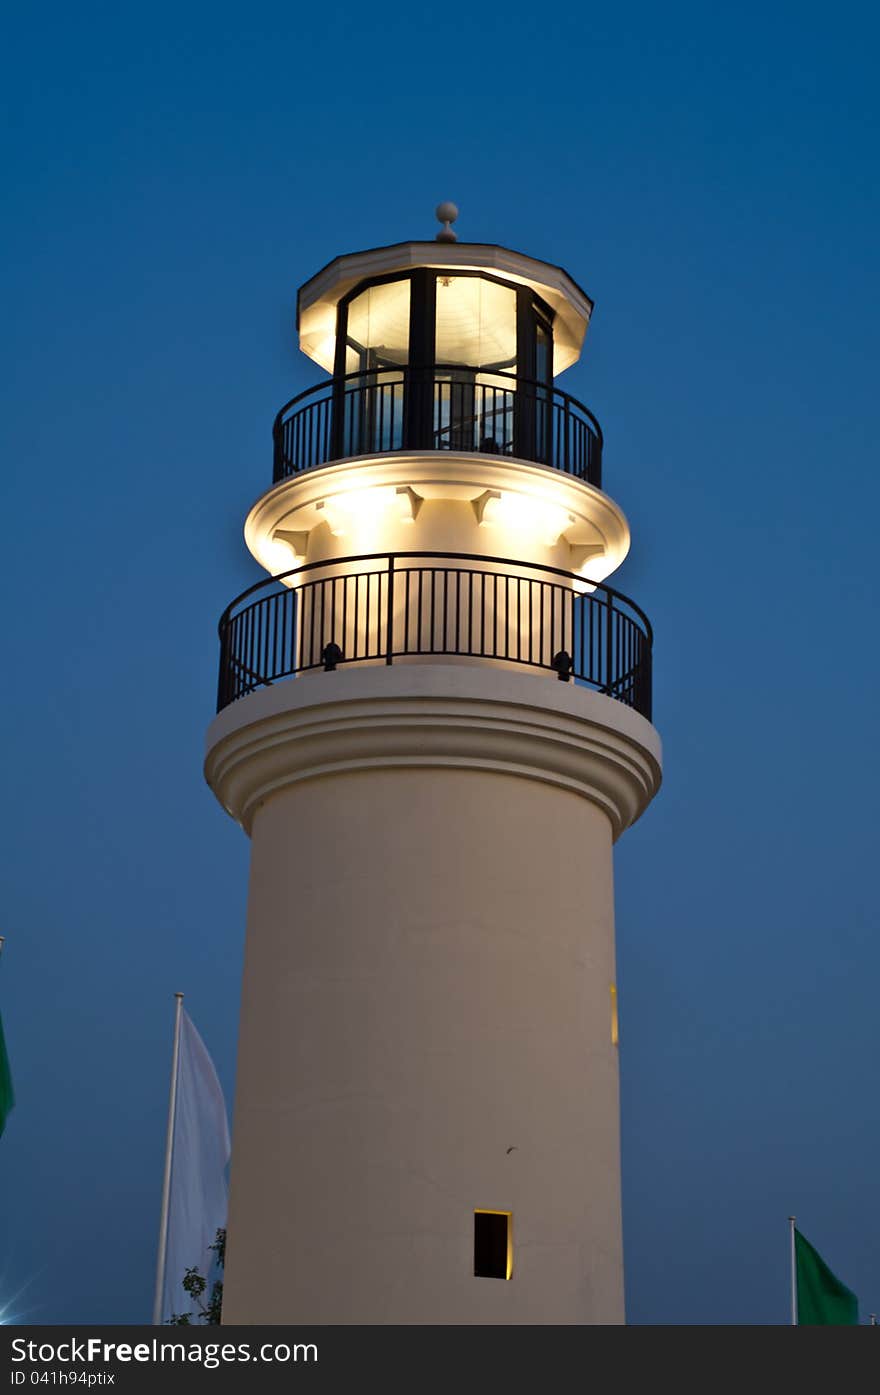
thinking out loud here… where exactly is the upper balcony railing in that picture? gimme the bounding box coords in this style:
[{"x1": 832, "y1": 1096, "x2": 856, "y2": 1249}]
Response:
[
  {"x1": 216, "y1": 551, "x2": 651, "y2": 718},
  {"x1": 272, "y1": 367, "x2": 603, "y2": 488}
]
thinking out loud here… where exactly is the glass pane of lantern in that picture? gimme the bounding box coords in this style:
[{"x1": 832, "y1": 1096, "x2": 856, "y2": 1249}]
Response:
[
  {"x1": 342, "y1": 279, "x2": 409, "y2": 455},
  {"x1": 345, "y1": 279, "x2": 411, "y2": 368},
  {"x1": 435, "y1": 276, "x2": 516, "y2": 373}
]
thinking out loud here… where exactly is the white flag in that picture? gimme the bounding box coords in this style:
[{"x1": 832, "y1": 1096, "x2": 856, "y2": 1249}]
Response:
[{"x1": 160, "y1": 1011, "x2": 231, "y2": 1323}]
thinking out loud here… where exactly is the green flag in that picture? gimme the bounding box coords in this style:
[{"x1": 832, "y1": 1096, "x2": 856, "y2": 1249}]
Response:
[
  {"x1": 795, "y1": 1228, "x2": 858, "y2": 1325},
  {"x1": 0, "y1": 1010, "x2": 13, "y2": 1138}
]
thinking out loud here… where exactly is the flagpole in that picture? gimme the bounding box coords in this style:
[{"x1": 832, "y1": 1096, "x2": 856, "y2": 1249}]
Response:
[
  {"x1": 152, "y1": 992, "x2": 184, "y2": 1325},
  {"x1": 789, "y1": 1216, "x2": 797, "y2": 1326}
]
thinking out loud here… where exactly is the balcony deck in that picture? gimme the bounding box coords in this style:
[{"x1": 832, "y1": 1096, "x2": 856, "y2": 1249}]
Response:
[
  {"x1": 272, "y1": 367, "x2": 603, "y2": 487},
  {"x1": 216, "y1": 551, "x2": 651, "y2": 718}
]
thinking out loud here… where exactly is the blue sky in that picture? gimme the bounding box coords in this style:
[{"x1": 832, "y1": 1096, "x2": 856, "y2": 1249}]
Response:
[{"x1": 1, "y1": 0, "x2": 878, "y2": 1324}]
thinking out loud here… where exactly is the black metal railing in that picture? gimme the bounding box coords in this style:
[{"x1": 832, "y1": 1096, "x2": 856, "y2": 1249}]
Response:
[
  {"x1": 217, "y1": 552, "x2": 651, "y2": 718},
  {"x1": 272, "y1": 367, "x2": 603, "y2": 487}
]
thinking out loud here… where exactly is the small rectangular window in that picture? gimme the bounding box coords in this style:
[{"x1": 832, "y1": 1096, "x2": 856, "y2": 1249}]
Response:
[{"x1": 474, "y1": 1210, "x2": 512, "y2": 1279}]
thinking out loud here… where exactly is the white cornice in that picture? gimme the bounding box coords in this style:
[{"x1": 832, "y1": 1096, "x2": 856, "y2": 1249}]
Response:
[
  {"x1": 205, "y1": 665, "x2": 662, "y2": 842},
  {"x1": 243, "y1": 451, "x2": 630, "y2": 581}
]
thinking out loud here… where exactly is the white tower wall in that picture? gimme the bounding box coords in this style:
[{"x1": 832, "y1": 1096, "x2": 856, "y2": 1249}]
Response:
[{"x1": 206, "y1": 666, "x2": 660, "y2": 1323}]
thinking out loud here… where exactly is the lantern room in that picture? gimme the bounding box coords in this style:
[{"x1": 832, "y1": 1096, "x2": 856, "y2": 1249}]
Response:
[{"x1": 290, "y1": 222, "x2": 598, "y2": 474}]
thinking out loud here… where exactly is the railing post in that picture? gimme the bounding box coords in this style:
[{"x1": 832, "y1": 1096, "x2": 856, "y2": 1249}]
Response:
[
  {"x1": 217, "y1": 625, "x2": 228, "y2": 711},
  {"x1": 330, "y1": 378, "x2": 346, "y2": 462},
  {"x1": 385, "y1": 554, "x2": 395, "y2": 665},
  {"x1": 605, "y1": 590, "x2": 614, "y2": 697},
  {"x1": 514, "y1": 377, "x2": 536, "y2": 462}
]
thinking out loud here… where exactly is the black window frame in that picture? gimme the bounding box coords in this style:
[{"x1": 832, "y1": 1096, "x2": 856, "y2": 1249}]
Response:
[{"x1": 331, "y1": 270, "x2": 556, "y2": 459}]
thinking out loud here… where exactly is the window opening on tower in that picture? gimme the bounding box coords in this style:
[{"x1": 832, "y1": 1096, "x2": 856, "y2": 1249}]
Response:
[{"x1": 474, "y1": 1210, "x2": 513, "y2": 1280}]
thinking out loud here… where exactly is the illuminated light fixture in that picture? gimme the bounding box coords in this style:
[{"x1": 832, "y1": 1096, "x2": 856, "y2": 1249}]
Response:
[
  {"x1": 272, "y1": 529, "x2": 310, "y2": 560},
  {"x1": 569, "y1": 542, "x2": 608, "y2": 594},
  {"x1": 395, "y1": 486, "x2": 423, "y2": 523},
  {"x1": 610, "y1": 984, "x2": 619, "y2": 1046},
  {"x1": 538, "y1": 507, "x2": 578, "y2": 547},
  {"x1": 261, "y1": 532, "x2": 307, "y2": 574},
  {"x1": 551, "y1": 650, "x2": 573, "y2": 682},
  {"x1": 472, "y1": 490, "x2": 574, "y2": 546},
  {"x1": 317, "y1": 488, "x2": 400, "y2": 538},
  {"x1": 314, "y1": 499, "x2": 347, "y2": 537},
  {"x1": 569, "y1": 543, "x2": 605, "y2": 571},
  {"x1": 474, "y1": 1210, "x2": 513, "y2": 1280},
  {"x1": 322, "y1": 641, "x2": 343, "y2": 672},
  {"x1": 335, "y1": 488, "x2": 394, "y2": 517}
]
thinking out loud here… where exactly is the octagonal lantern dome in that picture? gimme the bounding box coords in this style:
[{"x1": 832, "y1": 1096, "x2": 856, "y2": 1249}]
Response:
[{"x1": 296, "y1": 241, "x2": 595, "y2": 379}]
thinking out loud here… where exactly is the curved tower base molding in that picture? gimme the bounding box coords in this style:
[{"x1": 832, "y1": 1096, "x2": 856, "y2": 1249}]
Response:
[{"x1": 205, "y1": 667, "x2": 661, "y2": 1324}]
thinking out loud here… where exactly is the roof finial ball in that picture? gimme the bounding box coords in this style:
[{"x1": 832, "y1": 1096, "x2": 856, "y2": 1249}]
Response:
[{"x1": 435, "y1": 201, "x2": 459, "y2": 243}]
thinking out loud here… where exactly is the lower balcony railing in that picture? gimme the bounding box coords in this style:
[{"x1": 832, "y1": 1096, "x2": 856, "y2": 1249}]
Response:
[
  {"x1": 272, "y1": 367, "x2": 603, "y2": 487},
  {"x1": 217, "y1": 552, "x2": 652, "y2": 719}
]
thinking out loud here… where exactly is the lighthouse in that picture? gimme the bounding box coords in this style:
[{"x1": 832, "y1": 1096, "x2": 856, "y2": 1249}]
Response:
[{"x1": 204, "y1": 206, "x2": 662, "y2": 1324}]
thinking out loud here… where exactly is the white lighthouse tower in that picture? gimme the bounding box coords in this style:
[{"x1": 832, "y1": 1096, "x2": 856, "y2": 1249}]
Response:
[{"x1": 205, "y1": 207, "x2": 662, "y2": 1324}]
